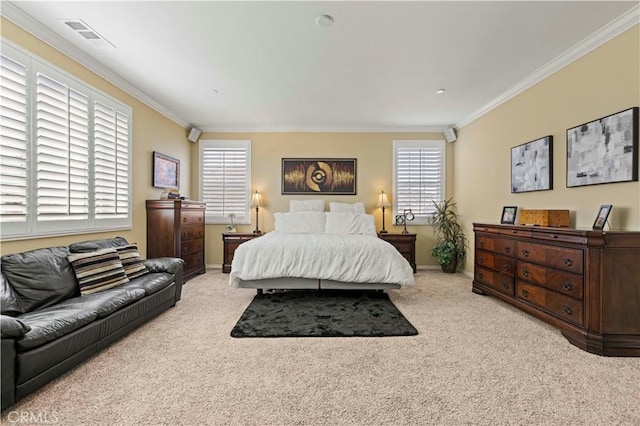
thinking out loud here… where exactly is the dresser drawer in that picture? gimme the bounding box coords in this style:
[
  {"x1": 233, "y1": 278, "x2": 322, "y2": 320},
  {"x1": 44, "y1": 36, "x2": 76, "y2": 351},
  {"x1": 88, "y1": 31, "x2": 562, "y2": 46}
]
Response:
[
  {"x1": 181, "y1": 238, "x2": 204, "y2": 256},
  {"x1": 475, "y1": 266, "x2": 514, "y2": 296},
  {"x1": 181, "y1": 226, "x2": 204, "y2": 241},
  {"x1": 517, "y1": 261, "x2": 583, "y2": 300},
  {"x1": 183, "y1": 251, "x2": 204, "y2": 272},
  {"x1": 498, "y1": 228, "x2": 533, "y2": 238},
  {"x1": 181, "y1": 210, "x2": 204, "y2": 226},
  {"x1": 476, "y1": 236, "x2": 515, "y2": 256},
  {"x1": 475, "y1": 251, "x2": 514, "y2": 276},
  {"x1": 516, "y1": 281, "x2": 583, "y2": 327},
  {"x1": 517, "y1": 241, "x2": 583, "y2": 274}
]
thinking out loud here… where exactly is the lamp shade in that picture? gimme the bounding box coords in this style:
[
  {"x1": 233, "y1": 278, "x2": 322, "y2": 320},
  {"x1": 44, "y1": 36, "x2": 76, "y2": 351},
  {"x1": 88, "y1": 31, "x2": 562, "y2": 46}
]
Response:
[
  {"x1": 376, "y1": 191, "x2": 391, "y2": 208},
  {"x1": 251, "y1": 191, "x2": 264, "y2": 208}
]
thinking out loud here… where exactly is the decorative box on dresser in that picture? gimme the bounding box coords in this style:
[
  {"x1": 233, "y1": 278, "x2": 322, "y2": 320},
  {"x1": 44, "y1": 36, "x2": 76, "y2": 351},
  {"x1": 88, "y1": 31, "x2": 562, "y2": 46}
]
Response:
[
  {"x1": 146, "y1": 200, "x2": 206, "y2": 281},
  {"x1": 378, "y1": 233, "x2": 417, "y2": 273},
  {"x1": 472, "y1": 223, "x2": 640, "y2": 356},
  {"x1": 222, "y1": 233, "x2": 262, "y2": 273}
]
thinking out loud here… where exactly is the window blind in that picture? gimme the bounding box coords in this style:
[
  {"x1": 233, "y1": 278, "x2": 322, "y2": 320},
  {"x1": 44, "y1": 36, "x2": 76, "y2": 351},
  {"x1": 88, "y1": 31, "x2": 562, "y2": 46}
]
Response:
[
  {"x1": 200, "y1": 140, "x2": 251, "y2": 224},
  {"x1": 393, "y1": 140, "x2": 446, "y2": 222}
]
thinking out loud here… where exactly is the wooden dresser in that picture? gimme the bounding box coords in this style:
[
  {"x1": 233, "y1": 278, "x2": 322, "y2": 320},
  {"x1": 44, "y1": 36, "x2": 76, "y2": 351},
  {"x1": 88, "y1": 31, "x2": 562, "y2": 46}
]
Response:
[
  {"x1": 222, "y1": 232, "x2": 261, "y2": 273},
  {"x1": 473, "y1": 223, "x2": 640, "y2": 356},
  {"x1": 146, "y1": 200, "x2": 206, "y2": 281}
]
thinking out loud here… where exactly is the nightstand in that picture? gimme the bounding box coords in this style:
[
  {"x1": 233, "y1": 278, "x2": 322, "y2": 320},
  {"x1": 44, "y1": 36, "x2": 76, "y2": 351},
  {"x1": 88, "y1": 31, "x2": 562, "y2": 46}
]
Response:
[
  {"x1": 378, "y1": 233, "x2": 417, "y2": 273},
  {"x1": 222, "y1": 232, "x2": 262, "y2": 273}
]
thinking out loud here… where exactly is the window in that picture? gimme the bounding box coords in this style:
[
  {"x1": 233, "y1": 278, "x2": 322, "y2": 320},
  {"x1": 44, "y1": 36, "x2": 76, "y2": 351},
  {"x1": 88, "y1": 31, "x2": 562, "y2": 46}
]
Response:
[
  {"x1": 393, "y1": 140, "x2": 446, "y2": 225},
  {"x1": 0, "y1": 43, "x2": 132, "y2": 240},
  {"x1": 199, "y1": 140, "x2": 251, "y2": 224}
]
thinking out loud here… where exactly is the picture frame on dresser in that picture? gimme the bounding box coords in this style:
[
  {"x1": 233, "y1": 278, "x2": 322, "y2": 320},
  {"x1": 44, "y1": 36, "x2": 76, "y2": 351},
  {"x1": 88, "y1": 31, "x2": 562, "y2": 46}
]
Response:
[
  {"x1": 500, "y1": 206, "x2": 517, "y2": 224},
  {"x1": 510, "y1": 135, "x2": 553, "y2": 193},
  {"x1": 592, "y1": 204, "x2": 612, "y2": 230},
  {"x1": 566, "y1": 107, "x2": 639, "y2": 187}
]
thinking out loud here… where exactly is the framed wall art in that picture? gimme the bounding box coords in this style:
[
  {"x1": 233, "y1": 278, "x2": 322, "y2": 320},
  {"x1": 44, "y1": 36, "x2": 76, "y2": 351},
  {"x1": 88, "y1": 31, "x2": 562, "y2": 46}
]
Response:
[
  {"x1": 511, "y1": 135, "x2": 553, "y2": 193},
  {"x1": 566, "y1": 107, "x2": 638, "y2": 187},
  {"x1": 592, "y1": 204, "x2": 612, "y2": 230},
  {"x1": 282, "y1": 158, "x2": 357, "y2": 195},
  {"x1": 152, "y1": 151, "x2": 180, "y2": 190}
]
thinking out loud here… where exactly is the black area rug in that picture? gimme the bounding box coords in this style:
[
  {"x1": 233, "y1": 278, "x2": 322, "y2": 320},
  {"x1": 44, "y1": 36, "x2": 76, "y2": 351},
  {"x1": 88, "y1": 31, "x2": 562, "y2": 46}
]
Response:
[{"x1": 230, "y1": 290, "x2": 418, "y2": 338}]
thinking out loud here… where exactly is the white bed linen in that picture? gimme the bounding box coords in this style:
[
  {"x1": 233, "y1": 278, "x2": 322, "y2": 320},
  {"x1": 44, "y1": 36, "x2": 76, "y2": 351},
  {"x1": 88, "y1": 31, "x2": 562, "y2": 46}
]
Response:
[{"x1": 229, "y1": 232, "x2": 415, "y2": 288}]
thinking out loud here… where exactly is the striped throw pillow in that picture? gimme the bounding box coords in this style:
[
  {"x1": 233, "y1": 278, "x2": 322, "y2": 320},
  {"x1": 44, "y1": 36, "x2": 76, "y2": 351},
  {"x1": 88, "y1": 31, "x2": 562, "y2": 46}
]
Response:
[
  {"x1": 116, "y1": 244, "x2": 149, "y2": 279},
  {"x1": 68, "y1": 248, "x2": 129, "y2": 295}
]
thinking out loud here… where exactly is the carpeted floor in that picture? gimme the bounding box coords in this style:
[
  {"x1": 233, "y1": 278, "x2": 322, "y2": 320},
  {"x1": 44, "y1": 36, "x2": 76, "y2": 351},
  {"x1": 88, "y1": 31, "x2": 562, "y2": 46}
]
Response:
[
  {"x1": 2, "y1": 270, "x2": 639, "y2": 425},
  {"x1": 230, "y1": 290, "x2": 418, "y2": 338}
]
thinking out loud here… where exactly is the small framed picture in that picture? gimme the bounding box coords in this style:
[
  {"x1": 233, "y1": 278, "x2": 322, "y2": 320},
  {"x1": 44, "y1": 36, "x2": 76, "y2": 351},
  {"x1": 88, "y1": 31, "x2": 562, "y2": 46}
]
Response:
[
  {"x1": 592, "y1": 205, "x2": 612, "y2": 230},
  {"x1": 501, "y1": 206, "x2": 518, "y2": 224}
]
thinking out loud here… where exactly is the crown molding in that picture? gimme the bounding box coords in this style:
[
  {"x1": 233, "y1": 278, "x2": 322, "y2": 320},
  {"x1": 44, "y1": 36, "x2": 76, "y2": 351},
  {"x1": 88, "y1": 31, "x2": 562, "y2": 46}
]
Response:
[
  {"x1": 456, "y1": 4, "x2": 640, "y2": 129},
  {"x1": 1, "y1": 1, "x2": 189, "y2": 129},
  {"x1": 199, "y1": 125, "x2": 447, "y2": 134}
]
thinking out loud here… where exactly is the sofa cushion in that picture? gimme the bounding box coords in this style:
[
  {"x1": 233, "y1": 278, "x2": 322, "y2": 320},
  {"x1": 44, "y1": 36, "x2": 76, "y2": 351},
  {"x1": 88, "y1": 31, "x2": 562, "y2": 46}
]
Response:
[
  {"x1": 120, "y1": 272, "x2": 173, "y2": 296},
  {"x1": 1, "y1": 315, "x2": 31, "y2": 338},
  {"x1": 1, "y1": 247, "x2": 79, "y2": 313},
  {"x1": 16, "y1": 305, "x2": 98, "y2": 351},
  {"x1": 116, "y1": 244, "x2": 149, "y2": 280},
  {"x1": 67, "y1": 248, "x2": 130, "y2": 295},
  {"x1": 68, "y1": 237, "x2": 129, "y2": 253},
  {"x1": 1, "y1": 273, "x2": 24, "y2": 316},
  {"x1": 56, "y1": 287, "x2": 146, "y2": 318}
]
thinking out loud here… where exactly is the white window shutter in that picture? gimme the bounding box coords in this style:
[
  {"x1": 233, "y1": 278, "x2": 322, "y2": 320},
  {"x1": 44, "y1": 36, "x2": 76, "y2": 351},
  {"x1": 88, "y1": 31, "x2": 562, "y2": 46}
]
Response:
[
  {"x1": 0, "y1": 52, "x2": 29, "y2": 225},
  {"x1": 200, "y1": 140, "x2": 251, "y2": 224},
  {"x1": 393, "y1": 140, "x2": 446, "y2": 223}
]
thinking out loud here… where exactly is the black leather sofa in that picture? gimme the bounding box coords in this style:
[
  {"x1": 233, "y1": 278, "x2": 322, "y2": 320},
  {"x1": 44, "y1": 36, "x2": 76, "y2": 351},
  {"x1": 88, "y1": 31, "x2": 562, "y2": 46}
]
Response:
[{"x1": 1, "y1": 237, "x2": 185, "y2": 411}]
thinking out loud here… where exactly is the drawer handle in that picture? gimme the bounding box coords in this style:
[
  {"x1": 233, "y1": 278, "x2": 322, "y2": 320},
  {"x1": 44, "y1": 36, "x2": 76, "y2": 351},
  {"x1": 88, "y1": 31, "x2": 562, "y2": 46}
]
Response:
[
  {"x1": 511, "y1": 230, "x2": 518, "y2": 234},
  {"x1": 563, "y1": 282, "x2": 572, "y2": 291},
  {"x1": 478, "y1": 273, "x2": 484, "y2": 279},
  {"x1": 522, "y1": 269, "x2": 529, "y2": 278},
  {"x1": 551, "y1": 234, "x2": 558, "y2": 239},
  {"x1": 562, "y1": 306, "x2": 572, "y2": 315},
  {"x1": 504, "y1": 247, "x2": 511, "y2": 254},
  {"x1": 562, "y1": 258, "x2": 573, "y2": 267},
  {"x1": 521, "y1": 289, "x2": 529, "y2": 298},
  {"x1": 522, "y1": 249, "x2": 529, "y2": 257},
  {"x1": 502, "y1": 282, "x2": 509, "y2": 289},
  {"x1": 183, "y1": 217, "x2": 187, "y2": 222},
  {"x1": 479, "y1": 241, "x2": 484, "y2": 248},
  {"x1": 478, "y1": 257, "x2": 485, "y2": 265},
  {"x1": 502, "y1": 264, "x2": 510, "y2": 272}
]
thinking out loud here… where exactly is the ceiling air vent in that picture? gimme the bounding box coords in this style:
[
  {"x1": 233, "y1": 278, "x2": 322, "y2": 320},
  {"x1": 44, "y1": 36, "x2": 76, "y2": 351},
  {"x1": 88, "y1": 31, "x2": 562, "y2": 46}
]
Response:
[{"x1": 61, "y1": 19, "x2": 115, "y2": 48}]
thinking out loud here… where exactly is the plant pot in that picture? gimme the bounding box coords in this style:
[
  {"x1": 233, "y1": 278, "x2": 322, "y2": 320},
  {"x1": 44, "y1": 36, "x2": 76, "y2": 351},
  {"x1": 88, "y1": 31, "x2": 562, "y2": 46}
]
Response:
[{"x1": 440, "y1": 255, "x2": 458, "y2": 273}]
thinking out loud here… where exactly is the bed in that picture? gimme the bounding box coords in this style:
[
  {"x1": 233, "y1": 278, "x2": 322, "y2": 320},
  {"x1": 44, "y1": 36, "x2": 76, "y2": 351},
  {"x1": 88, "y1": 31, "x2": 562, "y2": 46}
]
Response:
[{"x1": 229, "y1": 200, "x2": 415, "y2": 293}]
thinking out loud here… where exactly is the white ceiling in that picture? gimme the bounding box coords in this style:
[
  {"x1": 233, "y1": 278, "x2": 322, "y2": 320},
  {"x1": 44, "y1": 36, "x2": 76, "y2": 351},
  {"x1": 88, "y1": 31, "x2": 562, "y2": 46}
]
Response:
[{"x1": 3, "y1": 1, "x2": 639, "y2": 132}]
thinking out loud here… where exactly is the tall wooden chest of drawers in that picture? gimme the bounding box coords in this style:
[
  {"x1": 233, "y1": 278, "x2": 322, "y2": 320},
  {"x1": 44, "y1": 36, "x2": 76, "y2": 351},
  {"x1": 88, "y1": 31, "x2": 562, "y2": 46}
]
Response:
[
  {"x1": 473, "y1": 223, "x2": 640, "y2": 356},
  {"x1": 146, "y1": 200, "x2": 206, "y2": 281}
]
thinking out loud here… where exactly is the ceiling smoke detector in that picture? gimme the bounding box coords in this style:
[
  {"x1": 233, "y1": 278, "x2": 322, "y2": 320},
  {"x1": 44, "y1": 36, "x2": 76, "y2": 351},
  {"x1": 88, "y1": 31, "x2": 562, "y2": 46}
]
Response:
[
  {"x1": 315, "y1": 15, "x2": 334, "y2": 27},
  {"x1": 61, "y1": 19, "x2": 115, "y2": 48}
]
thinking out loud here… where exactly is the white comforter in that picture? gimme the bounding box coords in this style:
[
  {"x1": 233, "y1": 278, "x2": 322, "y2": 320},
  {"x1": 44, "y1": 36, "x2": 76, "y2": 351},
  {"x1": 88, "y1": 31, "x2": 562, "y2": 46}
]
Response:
[{"x1": 229, "y1": 232, "x2": 415, "y2": 287}]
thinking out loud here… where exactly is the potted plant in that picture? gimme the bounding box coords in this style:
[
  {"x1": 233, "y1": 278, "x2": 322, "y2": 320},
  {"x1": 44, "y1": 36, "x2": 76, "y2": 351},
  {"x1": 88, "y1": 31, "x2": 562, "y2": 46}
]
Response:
[{"x1": 427, "y1": 198, "x2": 468, "y2": 273}]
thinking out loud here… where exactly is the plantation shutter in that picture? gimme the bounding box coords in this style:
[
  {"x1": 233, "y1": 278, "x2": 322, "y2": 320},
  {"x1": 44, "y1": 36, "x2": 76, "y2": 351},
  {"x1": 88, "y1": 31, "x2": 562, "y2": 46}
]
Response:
[
  {"x1": 200, "y1": 140, "x2": 251, "y2": 224},
  {"x1": 0, "y1": 52, "x2": 29, "y2": 226},
  {"x1": 94, "y1": 97, "x2": 130, "y2": 219},
  {"x1": 35, "y1": 72, "x2": 90, "y2": 221},
  {"x1": 393, "y1": 141, "x2": 446, "y2": 222}
]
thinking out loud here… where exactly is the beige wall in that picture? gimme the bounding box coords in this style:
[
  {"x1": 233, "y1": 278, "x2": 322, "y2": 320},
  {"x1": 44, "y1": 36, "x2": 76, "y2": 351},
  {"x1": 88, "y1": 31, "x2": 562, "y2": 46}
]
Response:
[
  {"x1": 0, "y1": 19, "x2": 191, "y2": 257},
  {"x1": 192, "y1": 132, "x2": 452, "y2": 266},
  {"x1": 454, "y1": 25, "x2": 640, "y2": 273}
]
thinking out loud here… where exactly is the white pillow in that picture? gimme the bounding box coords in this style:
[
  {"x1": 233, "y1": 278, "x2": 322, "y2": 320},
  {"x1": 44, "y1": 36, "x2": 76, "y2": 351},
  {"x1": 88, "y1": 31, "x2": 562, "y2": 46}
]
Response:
[
  {"x1": 325, "y1": 212, "x2": 377, "y2": 237},
  {"x1": 274, "y1": 212, "x2": 326, "y2": 234},
  {"x1": 289, "y1": 199, "x2": 325, "y2": 212},
  {"x1": 329, "y1": 202, "x2": 366, "y2": 214}
]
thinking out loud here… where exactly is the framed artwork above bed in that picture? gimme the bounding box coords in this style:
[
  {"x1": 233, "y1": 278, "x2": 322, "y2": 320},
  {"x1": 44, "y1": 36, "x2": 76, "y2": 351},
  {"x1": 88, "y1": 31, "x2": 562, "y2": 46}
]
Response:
[{"x1": 282, "y1": 158, "x2": 357, "y2": 194}]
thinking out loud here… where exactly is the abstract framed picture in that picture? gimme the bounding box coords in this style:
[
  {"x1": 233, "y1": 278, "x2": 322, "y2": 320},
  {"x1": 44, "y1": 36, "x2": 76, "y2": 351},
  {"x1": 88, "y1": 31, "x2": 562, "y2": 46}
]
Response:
[
  {"x1": 566, "y1": 107, "x2": 639, "y2": 187},
  {"x1": 592, "y1": 204, "x2": 612, "y2": 230},
  {"x1": 282, "y1": 158, "x2": 357, "y2": 195},
  {"x1": 501, "y1": 206, "x2": 517, "y2": 225},
  {"x1": 511, "y1": 135, "x2": 553, "y2": 193},
  {"x1": 152, "y1": 151, "x2": 180, "y2": 190}
]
